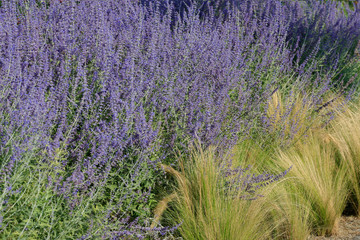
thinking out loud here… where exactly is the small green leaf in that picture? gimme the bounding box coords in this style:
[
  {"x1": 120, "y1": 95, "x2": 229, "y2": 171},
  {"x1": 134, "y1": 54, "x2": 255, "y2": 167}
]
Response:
[{"x1": 106, "y1": 184, "x2": 117, "y2": 191}]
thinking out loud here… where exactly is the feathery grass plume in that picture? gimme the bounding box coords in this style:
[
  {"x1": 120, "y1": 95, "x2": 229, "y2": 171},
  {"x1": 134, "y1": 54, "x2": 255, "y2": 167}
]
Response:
[
  {"x1": 151, "y1": 192, "x2": 177, "y2": 229},
  {"x1": 266, "y1": 90, "x2": 314, "y2": 144},
  {"x1": 268, "y1": 181, "x2": 313, "y2": 240},
  {"x1": 161, "y1": 145, "x2": 289, "y2": 240},
  {"x1": 229, "y1": 137, "x2": 274, "y2": 172},
  {"x1": 328, "y1": 96, "x2": 360, "y2": 216},
  {"x1": 150, "y1": 163, "x2": 184, "y2": 229},
  {"x1": 275, "y1": 131, "x2": 349, "y2": 236},
  {"x1": 230, "y1": 133, "x2": 313, "y2": 239},
  {"x1": 264, "y1": 89, "x2": 347, "y2": 148}
]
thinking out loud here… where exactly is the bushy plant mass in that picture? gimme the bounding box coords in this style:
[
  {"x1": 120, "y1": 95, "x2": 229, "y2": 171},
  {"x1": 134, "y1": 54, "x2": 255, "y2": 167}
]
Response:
[{"x1": 0, "y1": 0, "x2": 360, "y2": 239}]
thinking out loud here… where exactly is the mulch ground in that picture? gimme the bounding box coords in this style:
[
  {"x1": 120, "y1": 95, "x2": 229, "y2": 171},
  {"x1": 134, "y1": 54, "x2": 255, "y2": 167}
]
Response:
[{"x1": 308, "y1": 216, "x2": 360, "y2": 240}]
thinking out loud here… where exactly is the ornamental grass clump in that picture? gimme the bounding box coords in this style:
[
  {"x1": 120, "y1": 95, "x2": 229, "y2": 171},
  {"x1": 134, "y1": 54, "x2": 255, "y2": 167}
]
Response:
[
  {"x1": 265, "y1": 90, "x2": 315, "y2": 146},
  {"x1": 328, "y1": 97, "x2": 360, "y2": 216},
  {"x1": 155, "y1": 145, "x2": 291, "y2": 240},
  {"x1": 229, "y1": 127, "x2": 313, "y2": 239},
  {"x1": 268, "y1": 182, "x2": 314, "y2": 240},
  {"x1": 231, "y1": 91, "x2": 356, "y2": 239},
  {"x1": 275, "y1": 131, "x2": 349, "y2": 236},
  {"x1": 264, "y1": 89, "x2": 348, "y2": 147}
]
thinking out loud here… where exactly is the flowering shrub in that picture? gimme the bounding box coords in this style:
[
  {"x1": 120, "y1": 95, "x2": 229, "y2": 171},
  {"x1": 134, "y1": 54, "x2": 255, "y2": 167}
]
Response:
[{"x1": 0, "y1": 0, "x2": 359, "y2": 238}]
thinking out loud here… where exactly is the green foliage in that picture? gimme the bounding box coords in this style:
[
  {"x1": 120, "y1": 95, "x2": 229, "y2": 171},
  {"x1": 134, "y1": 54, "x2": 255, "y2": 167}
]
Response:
[
  {"x1": 0, "y1": 149, "x2": 84, "y2": 239},
  {"x1": 0, "y1": 143, "x2": 143, "y2": 239}
]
